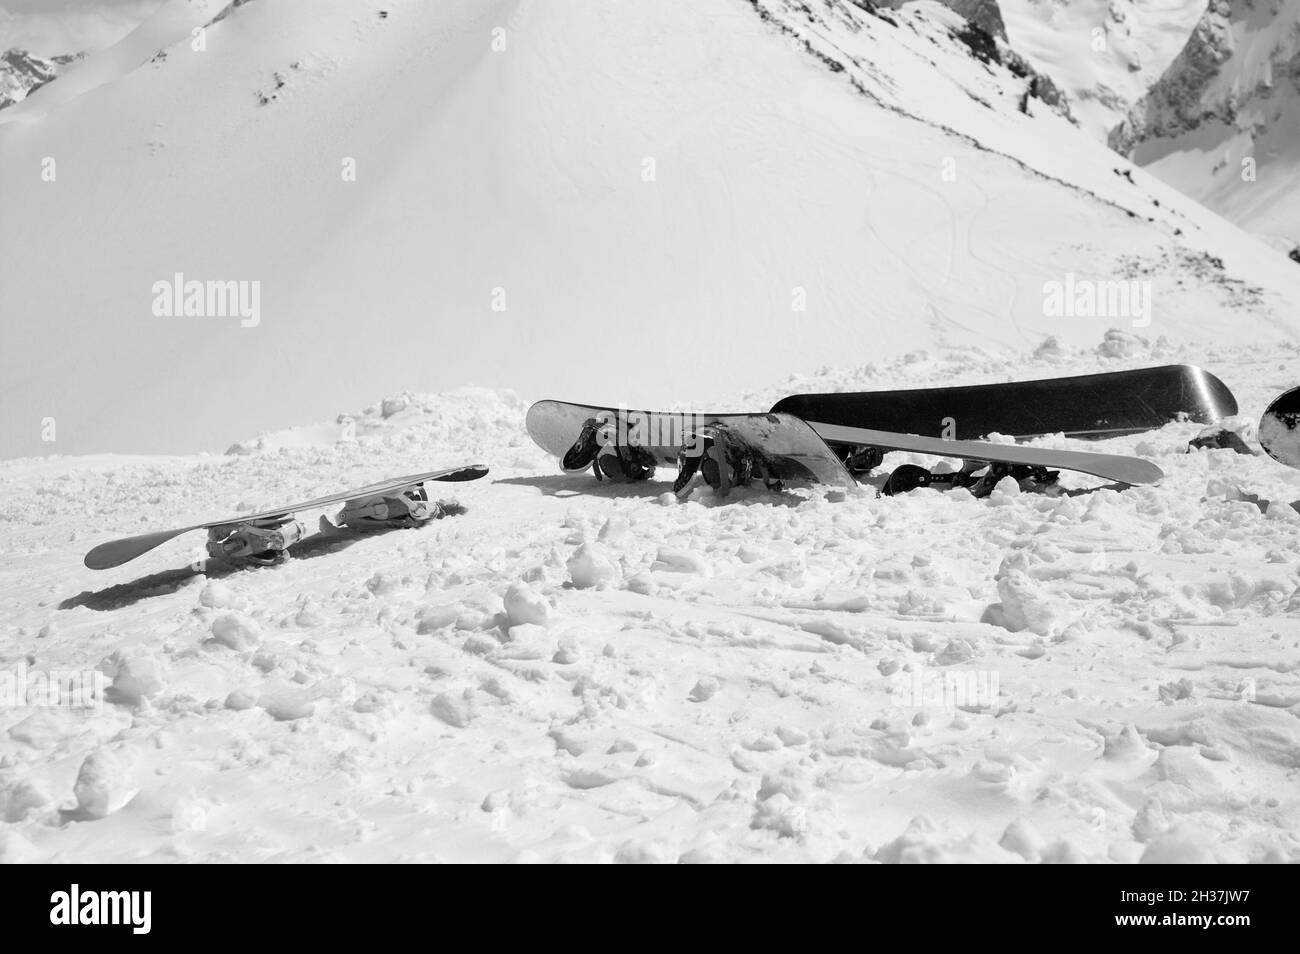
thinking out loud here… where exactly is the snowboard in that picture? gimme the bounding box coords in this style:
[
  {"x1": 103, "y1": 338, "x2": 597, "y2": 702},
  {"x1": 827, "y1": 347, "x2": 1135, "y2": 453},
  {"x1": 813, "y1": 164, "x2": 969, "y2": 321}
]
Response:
[
  {"x1": 1259, "y1": 386, "x2": 1300, "y2": 468},
  {"x1": 771, "y1": 365, "x2": 1237, "y2": 441},
  {"x1": 83, "y1": 465, "x2": 489, "y2": 570},
  {"x1": 807, "y1": 422, "x2": 1164, "y2": 487},
  {"x1": 527, "y1": 401, "x2": 1163, "y2": 492},
  {"x1": 525, "y1": 401, "x2": 857, "y2": 490}
]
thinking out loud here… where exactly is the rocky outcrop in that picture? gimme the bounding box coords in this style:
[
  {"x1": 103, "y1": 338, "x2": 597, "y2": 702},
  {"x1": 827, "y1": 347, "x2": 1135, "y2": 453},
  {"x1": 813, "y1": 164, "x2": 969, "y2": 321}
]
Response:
[
  {"x1": 1110, "y1": 0, "x2": 1300, "y2": 155},
  {"x1": 876, "y1": 0, "x2": 1007, "y2": 39},
  {"x1": 0, "y1": 49, "x2": 83, "y2": 111},
  {"x1": 938, "y1": 0, "x2": 1008, "y2": 40},
  {"x1": 875, "y1": 0, "x2": 1070, "y2": 119}
]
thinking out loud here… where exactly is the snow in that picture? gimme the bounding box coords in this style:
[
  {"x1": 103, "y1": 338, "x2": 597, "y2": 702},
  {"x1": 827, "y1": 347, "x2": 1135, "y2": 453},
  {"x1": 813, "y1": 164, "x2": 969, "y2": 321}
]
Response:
[{"x1": 3, "y1": 336, "x2": 1300, "y2": 862}]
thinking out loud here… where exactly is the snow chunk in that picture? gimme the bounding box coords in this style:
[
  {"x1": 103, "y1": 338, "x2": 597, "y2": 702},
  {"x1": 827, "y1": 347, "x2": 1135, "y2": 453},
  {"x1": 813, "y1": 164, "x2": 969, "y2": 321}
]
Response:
[
  {"x1": 503, "y1": 583, "x2": 549, "y2": 626},
  {"x1": 567, "y1": 542, "x2": 618, "y2": 589},
  {"x1": 688, "y1": 676, "x2": 721, "y2": 702},
  {"x1": 1096, "y1": 329, "x2": 1150, "y2": 359},
  {"x1": 198, "y1": 580, "x2": 240, "y2": 609},
  {"x1": 624, "y1": 570, "x2": 657, "y2": 595},
  {"x1": 990, "y1": 570, "x2": 1061, "y2": 636},
  {"x1": 1102, "y1": 724, "x2": 1151, "y2": 761},
  {"x1": 999, "y1": 818, "x2": 1044, "y2": 861},
  {"x1": 100, "y1": 647, "x2": 164, "y2": 704},
  {"x1": 1157, "y1": 678, "x2": 1194, "y2": 704},
  {"x1": 431, "y1": 689, "x2": 477, "y2": 727},
  {"x1": 987, "y1": 475, "x2": 1022, "y2": 500},
  {"x1": 225, "y1": 690, "x2": 257, "y2": 711},
  {"x1": 775, "y1": 725, "x2": 810, "y2": 747},
  {"x1": 210, "y1": 613, "x2": 261, "y2": 650},
  {"x1": 935, "y1": 639, "x2": 977, "y2": 665},
  {"x1": 258, "y1": 685, "x2": 316, "y2": 721},
  {"x1": 416, "y1": 603, "x2": 462, "y2": 634},
  {"x1": 73, "y1": 748, "x2": 134, "y2": 820},
  {"x1": 750, "y1": 794, "x2": 809, "y2": 838}
]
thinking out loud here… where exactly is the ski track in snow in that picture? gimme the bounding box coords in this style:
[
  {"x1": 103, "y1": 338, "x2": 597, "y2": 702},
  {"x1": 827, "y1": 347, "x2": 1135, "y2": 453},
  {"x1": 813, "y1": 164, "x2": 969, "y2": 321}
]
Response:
[{"x1": 2, "y1": 342, "x2": 1299, "y2": 863}]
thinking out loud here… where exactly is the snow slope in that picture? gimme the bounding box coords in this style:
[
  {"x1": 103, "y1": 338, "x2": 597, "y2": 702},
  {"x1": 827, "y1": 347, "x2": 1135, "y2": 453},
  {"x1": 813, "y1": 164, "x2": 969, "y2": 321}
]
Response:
[
  {"x1": 2, "y1": 338, "x2": 1299, "y2": 863},
  {"x1": 1111, "y1": 0, "x2": 1300, "y2": 247},
  {"x1": 2, "y1": 0, "x2": 1299, "y2": 460}
]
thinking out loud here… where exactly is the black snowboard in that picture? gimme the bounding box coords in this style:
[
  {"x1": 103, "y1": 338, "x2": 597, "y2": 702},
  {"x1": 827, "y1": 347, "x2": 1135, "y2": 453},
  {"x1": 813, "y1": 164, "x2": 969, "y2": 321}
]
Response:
[{"x1": 771, "y1": 365, "x2": 1237, "y2": 441}]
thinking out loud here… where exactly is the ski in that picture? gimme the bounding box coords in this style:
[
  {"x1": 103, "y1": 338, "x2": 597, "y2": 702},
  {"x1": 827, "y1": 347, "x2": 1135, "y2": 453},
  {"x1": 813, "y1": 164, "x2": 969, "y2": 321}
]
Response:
[
  {"x1": 771, "y1": 364, "x2": 1237, "y2": 441},
  {"x1": 83, "y1": 464, "x2": 489, "y2": 570}
]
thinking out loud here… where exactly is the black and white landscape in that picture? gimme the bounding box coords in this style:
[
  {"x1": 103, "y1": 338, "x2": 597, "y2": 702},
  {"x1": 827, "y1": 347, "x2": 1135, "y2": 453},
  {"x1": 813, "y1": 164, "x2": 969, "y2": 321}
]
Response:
[{"x1": 1, "y1": 0, "x2": 1299, "y2": 865}]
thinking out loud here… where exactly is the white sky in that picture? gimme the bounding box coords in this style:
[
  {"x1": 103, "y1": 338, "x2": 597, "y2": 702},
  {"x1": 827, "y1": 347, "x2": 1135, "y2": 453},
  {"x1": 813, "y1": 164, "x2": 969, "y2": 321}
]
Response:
[{"x1": 0, "y1": 0, "x2": 165, "y2": 57}]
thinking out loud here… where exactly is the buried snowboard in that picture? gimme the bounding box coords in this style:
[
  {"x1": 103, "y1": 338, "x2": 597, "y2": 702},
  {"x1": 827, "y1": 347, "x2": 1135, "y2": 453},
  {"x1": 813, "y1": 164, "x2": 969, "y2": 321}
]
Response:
[
  {"x1": 83, "y1": 465, "x2": 488, "y2": 570},
  {"x1": 526, "y1": 401, "x2": 1163, "y2": 498},
  {"x1": 772, "y1": 364, "x2": 1237, "y2": 441},
  {"x1": 1259, "y1": 386, "x2": 1300, "y2": 469},
  {"x1": 526, "y1": 402, "x2": 856, "y2": 496}
]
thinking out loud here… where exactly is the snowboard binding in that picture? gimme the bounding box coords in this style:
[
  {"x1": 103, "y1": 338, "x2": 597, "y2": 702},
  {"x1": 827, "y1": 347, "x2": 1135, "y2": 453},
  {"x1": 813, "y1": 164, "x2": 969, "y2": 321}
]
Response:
[
  {"x1": 562, "y1": 417, "x2": 657, "y2": 483},
  {"x1": 330, "y1": 483, "x2": 452, "y2": 531},
  {"x1": 882, "y1": 461, "x2": 1060, "y2": 498},
  {"x1": 206, "y1": 517, "x2": 306, "y2": 566},
  {"x1": 674, "y1": 424, "x2": 782, "y2": 499},
  {"x1": 837, "y1": 444, "x2": 885, "y2": 476}
]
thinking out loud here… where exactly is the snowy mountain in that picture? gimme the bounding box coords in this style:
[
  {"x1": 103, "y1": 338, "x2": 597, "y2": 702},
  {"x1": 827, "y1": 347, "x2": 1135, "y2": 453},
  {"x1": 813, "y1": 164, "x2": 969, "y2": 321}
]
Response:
[
  {"x1": 2, "y1": 0, "x2": 1298, "y2": 460},
  {"x1": 999, "y1": 0, "x2": 1209, "y2": 139},
  {"x1": 1110, "y1": 0, "x2": 1300, "y2": 247},
  {"x1": 0, "y1": 48, "x2": 84, "y2": 111}
]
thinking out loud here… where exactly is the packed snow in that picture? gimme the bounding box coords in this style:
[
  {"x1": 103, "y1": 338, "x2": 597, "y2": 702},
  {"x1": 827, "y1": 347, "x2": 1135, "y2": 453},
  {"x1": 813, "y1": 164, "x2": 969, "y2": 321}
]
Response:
[{"x1": 2, "y1": 337, "x2": 1300, "y2": 863}]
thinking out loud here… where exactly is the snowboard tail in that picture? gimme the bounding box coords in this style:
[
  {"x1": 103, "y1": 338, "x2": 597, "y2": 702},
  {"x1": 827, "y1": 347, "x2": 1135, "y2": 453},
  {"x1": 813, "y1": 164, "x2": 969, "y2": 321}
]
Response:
[{"x1": 772, "y1": 365, "x2": 1237, "y2": 441}]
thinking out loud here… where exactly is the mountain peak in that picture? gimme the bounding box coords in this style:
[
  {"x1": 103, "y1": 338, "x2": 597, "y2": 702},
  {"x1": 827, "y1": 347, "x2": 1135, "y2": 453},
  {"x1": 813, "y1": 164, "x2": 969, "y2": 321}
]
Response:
[{"x1": 0, "y1": 47, "x2": 84, "y2": 110}]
